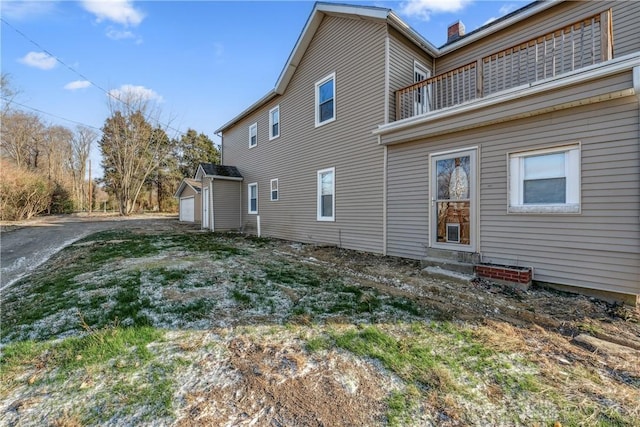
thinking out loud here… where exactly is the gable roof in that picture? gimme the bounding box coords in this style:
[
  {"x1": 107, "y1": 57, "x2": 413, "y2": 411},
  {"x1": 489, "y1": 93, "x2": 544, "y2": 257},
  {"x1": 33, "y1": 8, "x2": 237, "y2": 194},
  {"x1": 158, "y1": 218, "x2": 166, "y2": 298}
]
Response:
[
  {"x1": 195, "y1": 163, "x2": 243, "y2": 180},
  {"x1": 174, "y1": 178, "x2": 202, "y2": 198},
  {"x1": 215, "y1": 2, "x2": 437, "y2": 134},
  {"x1": 215, "y1": 0, "x2": 560, "y2": 134}
]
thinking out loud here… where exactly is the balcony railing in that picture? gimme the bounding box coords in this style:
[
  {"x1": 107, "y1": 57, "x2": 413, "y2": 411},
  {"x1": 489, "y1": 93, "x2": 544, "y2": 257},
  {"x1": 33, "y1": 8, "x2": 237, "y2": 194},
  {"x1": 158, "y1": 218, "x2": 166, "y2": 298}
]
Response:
[{"x1": 395, "y1": 9, "x2": 614, "y2": 121}]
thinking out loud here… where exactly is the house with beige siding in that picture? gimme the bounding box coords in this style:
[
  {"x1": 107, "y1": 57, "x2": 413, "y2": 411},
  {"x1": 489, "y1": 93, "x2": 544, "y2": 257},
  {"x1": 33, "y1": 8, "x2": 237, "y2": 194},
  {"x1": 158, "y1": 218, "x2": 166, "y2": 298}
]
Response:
[{"x1": 213, "y1": 1, "x2": 640, "y2": 305}]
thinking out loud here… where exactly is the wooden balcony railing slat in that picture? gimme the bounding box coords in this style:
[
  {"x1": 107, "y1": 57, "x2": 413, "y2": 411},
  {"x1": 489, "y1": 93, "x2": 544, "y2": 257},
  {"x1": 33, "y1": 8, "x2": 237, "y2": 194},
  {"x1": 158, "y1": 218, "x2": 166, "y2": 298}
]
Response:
[{"x1": 394, "y1": 9, "x2": 612, "y2": 121}]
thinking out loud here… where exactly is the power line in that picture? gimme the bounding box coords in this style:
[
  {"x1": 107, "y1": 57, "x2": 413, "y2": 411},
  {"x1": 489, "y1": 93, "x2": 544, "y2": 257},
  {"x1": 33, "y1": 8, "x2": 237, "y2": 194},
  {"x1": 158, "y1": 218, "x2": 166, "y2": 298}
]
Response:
[
  {"x1": 1, "y1": 17, "x2": 186, "y2": 137},
  {"x1": 1, "y1": 97, "x2": 102, "y2": 131}
]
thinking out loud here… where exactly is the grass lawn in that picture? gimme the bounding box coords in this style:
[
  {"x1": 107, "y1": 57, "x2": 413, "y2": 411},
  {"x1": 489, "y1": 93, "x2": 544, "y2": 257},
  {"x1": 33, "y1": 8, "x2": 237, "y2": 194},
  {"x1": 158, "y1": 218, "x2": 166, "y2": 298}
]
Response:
[{"x1": 1, "y1": 228, "x2": 638, "y2": 426}]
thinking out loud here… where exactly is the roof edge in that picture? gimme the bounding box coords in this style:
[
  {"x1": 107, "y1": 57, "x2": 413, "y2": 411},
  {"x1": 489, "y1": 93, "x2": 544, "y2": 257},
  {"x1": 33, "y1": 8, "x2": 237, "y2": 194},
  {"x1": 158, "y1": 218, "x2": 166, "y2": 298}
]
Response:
[{"x1": 439, "y1": 0, "x2": 561, "y2": 54}]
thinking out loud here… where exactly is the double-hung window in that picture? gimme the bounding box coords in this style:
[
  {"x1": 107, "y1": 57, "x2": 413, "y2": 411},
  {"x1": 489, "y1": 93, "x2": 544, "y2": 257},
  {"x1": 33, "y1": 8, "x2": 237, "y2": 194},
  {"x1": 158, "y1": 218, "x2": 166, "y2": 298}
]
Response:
[
  {"x1": 270, "y1": 179, "x2": 279, "y2": 201},
  {"x1": 248, "y1": 183, "x2": 258, "y2": 214},
  {"x1": 269, "y1": 105, "x2": 280, "y2": 140},
  {"x1": 315, "y1": 73, "x2": 335, "y2": 127},
  {"x1": 508, "y1": 144, "x2": 580, "y2": 213},
  {"x1": 317, "y1": 167, "x2": 335, "y2": 221},
  {"x1": 249, "y1": 123, "x2": 257, "y2": 148}
]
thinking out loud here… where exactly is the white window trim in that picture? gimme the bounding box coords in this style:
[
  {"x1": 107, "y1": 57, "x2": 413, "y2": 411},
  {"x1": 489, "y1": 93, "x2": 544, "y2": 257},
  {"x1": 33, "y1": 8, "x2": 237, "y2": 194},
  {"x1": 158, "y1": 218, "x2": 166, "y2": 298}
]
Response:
[
  {"x1": 269, "y1": 105, "x2": 280, "y2": 140},
  {"x1": 315, "y1": 72, "x2": 336, "y2": 127},
  {"x1": 248, "y1": 182, "x2": 258, "y2": 214},
  {"x1": 508, "y1": 143, "x2": 581, "y2": 214},
  {"x1": 248, "y1": 122, "x2": 257, "y2": 148},
  {"x1": 414, "y1": 60, "x2": 430, "y2": 80},
  {"x1": 316, "y1": 167, "x2": 335, "y2": 222},
  {"x1": 270, "y1": 178, "x2": 279, "y2": 201}
]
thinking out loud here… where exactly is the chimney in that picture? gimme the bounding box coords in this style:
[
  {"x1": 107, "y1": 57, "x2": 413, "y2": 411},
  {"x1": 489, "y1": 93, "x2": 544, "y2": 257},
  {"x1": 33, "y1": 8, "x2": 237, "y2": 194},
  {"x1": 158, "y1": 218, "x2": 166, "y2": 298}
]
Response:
[{"x1": 447, "y1": 20, "x2": 465, "y2": 43}]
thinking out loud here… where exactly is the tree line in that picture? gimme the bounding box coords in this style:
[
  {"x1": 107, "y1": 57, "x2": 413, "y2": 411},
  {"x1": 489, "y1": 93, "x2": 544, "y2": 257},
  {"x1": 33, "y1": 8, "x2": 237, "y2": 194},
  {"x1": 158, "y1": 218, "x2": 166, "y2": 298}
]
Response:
[{"x1": 0, "y1": 75, "x2": 219, "y2": 220}]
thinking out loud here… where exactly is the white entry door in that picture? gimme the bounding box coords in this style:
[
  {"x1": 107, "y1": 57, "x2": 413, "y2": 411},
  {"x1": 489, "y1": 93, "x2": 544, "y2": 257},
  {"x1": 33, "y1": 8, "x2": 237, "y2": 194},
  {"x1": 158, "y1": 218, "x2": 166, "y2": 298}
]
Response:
[
  {"x1": 202, "y1": 187, "x2": 210, "y2": 229},
  {"x1": 430, "y1": 148, "x2": 477, "y2": 252}
]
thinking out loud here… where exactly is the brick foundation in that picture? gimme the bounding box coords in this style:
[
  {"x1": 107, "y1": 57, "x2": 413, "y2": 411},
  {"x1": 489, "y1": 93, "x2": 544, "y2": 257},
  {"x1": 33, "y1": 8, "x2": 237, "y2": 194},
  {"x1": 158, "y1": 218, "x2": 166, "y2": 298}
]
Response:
[{"x1": 474, "y1": 263, "x2": 532, "y2": 289}]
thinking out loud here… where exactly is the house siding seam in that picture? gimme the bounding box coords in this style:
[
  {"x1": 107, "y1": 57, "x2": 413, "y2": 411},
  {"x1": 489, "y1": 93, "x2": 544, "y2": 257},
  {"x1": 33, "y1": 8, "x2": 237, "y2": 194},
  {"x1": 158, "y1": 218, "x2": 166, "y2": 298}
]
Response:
[{"x1": 221, "y1": 14, "x2": 387, "y2": 253}]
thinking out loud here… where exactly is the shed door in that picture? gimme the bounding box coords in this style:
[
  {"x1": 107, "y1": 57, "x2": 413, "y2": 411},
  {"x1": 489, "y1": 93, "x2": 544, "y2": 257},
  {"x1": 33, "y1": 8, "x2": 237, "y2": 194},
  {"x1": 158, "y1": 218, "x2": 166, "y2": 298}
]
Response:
[
  {"x1": 179, "y1": 197, "x2": 195, "y2": 222},
  {"x1": 430, "y1": 148, "x2": 477, "y2": 252}
]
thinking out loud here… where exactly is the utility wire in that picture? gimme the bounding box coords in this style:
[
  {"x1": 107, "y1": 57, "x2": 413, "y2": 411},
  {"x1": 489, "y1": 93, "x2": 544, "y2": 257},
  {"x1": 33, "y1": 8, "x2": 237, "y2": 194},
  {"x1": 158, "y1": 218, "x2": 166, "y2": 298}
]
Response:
[
  {"x1": 1, "y1": 17, "x2": 186, "y2": 137},
  {"x1": 1, "y1": 97, "x2": 102, "y2": 131}
]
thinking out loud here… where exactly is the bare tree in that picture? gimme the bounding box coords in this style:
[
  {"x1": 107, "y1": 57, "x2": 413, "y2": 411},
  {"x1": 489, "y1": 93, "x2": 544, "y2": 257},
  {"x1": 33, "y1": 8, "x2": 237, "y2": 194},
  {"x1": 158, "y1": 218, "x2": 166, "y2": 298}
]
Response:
[
  {"x1": 0, "y1": 110, "x2": 45, "y2": 169},
  {"x1": 70, "y1": 126, "x2": 96, "y2": 210},
  {"x1": 99, "y1": 92, "x2": 175, "y2": 215}
]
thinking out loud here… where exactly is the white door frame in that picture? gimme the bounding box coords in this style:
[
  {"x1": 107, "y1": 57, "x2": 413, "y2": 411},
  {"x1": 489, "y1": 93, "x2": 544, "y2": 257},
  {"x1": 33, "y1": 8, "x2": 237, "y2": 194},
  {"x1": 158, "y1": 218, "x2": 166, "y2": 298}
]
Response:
[
  {"x1": 414, "y1": 60, "x2": 431, "y2": 115},
  {"x1": 202, "y1": 187, "x2": 210, "y2": 229},
  {"x1": 429, "y1": 147, "x2": 478, "y2": 252}
]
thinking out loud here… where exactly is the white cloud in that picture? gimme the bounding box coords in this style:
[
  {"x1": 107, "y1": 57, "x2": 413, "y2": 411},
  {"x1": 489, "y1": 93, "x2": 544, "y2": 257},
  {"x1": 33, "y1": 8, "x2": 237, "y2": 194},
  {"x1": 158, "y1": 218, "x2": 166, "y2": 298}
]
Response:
[
  {"x1": 19, "y1": 51, "x2": 57, "y2": 70},
  {"x1": 499, "y1": 3, "x2": 518, "y2": 16},
  {"x1": 64, "y1": 80, "x2": 91, "y2": 90},
  {"x1": 483, "y1": 17, "x2": 497, "y2": 26},
  {"x1": 106, "y1": 27, "x2": 135, "y2": 40},
  {"x1": 1, "y1": 1, "x2": 56, "y2": 20},
  {"x1": 400, "y1": 0, "x2": 472, "y2": 21},
  {"x1": 81, "y1": 0, "x2": 144, "y2": 26},
  {"x1": 482, "y1": 3, "x2": 517, "y2": 27},
  {"x1": 108, "y1": 84, "x2": 163, "y2": 103}
]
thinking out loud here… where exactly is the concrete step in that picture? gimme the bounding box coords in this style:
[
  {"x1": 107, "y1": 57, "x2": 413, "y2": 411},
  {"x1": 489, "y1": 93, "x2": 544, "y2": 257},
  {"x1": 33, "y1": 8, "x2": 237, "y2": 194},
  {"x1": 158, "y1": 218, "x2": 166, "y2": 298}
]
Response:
[
  {"x1": 421, "y1": 257, "x2": 475, "y2": 276},
  {"x1": 424, "y1": 248, "x2": 480, "y2": 264},
  {"x1": 421, "y1": 265, "x2": 474, "y2": 284}
]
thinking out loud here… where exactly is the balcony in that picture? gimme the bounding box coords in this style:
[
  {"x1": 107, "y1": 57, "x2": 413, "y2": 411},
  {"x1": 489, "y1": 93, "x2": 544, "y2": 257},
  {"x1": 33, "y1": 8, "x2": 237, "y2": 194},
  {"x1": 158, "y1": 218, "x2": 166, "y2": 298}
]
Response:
[{"x1": 395, "y1": 9, "x2": 614, "y2": 121}]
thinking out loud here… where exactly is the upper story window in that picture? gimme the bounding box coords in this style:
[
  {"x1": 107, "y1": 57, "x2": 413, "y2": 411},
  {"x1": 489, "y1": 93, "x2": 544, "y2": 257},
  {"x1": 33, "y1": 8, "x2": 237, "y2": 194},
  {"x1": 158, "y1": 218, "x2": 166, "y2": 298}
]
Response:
[
  {"x1": 508, "y1": 144, "x2": 581, "y2": 214},
  {"x1": 315, "y1": 73, "x2": 335, "y2": 127},
  {"x1": 270, "y1": 178, "x2": 279, "y2": 201},
  {"x1": 269, "y1": 105, "x2": 280, "y2": 140},
  {"x1": 249, "y1": 123, "x2": 257, "y2": 148},
  {"x1": 317, "y1": 167, "x2": 335, "y2": 221},
  {"x1": 248, "y1": 182, "x2": 258, "y2": 214}
]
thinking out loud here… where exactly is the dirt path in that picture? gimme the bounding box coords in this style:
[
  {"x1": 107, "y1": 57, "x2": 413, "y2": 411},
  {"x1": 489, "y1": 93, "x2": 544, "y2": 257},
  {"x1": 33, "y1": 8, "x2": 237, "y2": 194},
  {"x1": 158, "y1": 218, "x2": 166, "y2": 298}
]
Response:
[{"x1": 0, "y1": 213, "x2": 182, "y2": 290}]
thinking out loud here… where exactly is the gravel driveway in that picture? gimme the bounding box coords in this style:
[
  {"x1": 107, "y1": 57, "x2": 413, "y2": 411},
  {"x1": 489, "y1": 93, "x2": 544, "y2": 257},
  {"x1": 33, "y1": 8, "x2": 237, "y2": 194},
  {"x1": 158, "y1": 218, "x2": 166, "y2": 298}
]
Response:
[{"x1": 0, "y1": 214, "x2": 181, "y2": 290}]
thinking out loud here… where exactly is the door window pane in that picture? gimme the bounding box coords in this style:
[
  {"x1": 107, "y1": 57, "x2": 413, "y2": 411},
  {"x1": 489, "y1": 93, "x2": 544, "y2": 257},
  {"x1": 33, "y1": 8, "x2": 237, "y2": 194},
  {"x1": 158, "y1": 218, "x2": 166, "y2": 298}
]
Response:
[{"x1": 436, "y1": 156, "x2": 469, "y2": 200}]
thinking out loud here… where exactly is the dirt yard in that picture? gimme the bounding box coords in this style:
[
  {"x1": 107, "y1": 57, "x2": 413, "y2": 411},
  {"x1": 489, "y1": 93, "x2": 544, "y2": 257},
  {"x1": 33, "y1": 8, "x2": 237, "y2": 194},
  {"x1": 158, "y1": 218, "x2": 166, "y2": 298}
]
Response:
[{"x1": 1, "y1": 218, "x2": 638, "y2": 426}]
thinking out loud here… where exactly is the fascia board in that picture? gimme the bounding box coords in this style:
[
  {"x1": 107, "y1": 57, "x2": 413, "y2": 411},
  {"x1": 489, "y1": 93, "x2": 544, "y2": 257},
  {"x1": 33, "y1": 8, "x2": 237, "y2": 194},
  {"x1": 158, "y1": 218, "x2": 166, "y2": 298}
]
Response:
[
  {"x1": 387, "y1": 12, "x2": 439, "y2": 57},
  {"x1": 438, "y1": 0, "x2": 561, "y2": 55},
  {"x1": 214, "y1": 90, "x2": 277, "y2": 134}
]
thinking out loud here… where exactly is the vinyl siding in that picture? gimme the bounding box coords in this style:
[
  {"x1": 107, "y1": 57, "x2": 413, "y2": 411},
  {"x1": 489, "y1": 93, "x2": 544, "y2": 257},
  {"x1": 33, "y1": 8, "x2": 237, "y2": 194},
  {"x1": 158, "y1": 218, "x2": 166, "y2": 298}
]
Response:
[
  {"x1": 221, "y1": 15, "x2": 387, "y2": 253},
  {"x1": 387, "y1": 95, "x2": 640, "y2": 296},
  {"x1": 213, "y1": 180, "x2": 241, "y2": 231},
  {"x1": 387, "y1": 26, "x2": 435, "y2": 123},
  {"x1": 436, "y1": 1, "x2": 640, "y2": 74}
]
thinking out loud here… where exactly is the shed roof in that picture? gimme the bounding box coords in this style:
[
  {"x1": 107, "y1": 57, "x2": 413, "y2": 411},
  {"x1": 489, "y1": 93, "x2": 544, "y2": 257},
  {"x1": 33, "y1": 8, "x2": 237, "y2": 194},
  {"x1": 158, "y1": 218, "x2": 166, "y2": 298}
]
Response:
[{"x1": 197, "y1": 163, "x2": 243, "y2": 179}]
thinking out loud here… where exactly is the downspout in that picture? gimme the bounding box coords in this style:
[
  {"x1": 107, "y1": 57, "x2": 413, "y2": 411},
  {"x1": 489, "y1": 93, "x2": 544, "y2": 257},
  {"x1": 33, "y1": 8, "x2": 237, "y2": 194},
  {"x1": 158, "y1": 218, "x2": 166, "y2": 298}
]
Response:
[
  {"x1": 384, "y1": 29, "x2": 390, "y2": 124},
  {"x1": 382, "y1": 28, "x2": 390, "y2": 255},
  {"x1": 383, "y1": 141, "x2": 388, "y2": 256},
  {"x1": 209, "y1": 178, "x2": 214, "y2": 231},
  {"x1": 634, "y1": 66, "x2": 640, "y2": 226},
  {"x1": 216, "y1": 131, "x2": 223, "y2": 165}
]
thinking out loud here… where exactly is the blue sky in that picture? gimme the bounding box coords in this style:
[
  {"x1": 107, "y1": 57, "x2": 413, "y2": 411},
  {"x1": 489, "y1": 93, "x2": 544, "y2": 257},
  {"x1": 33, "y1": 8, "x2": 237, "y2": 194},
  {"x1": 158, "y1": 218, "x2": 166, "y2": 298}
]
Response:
[{"x1": 1, "y1": 0, "x2": 527, "y2": 175}]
